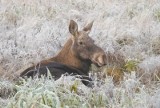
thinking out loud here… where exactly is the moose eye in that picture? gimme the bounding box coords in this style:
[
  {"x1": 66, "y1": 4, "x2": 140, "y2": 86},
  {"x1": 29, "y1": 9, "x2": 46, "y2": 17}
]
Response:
[{"x1": 79, "y1": 41, "x2": 83, "y2": 45}]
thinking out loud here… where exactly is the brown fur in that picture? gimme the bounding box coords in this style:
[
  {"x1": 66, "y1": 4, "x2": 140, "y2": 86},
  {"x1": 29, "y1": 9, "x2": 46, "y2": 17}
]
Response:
[
  {"x1": 42, "y1": 39, "x2": 90, "y2": 72},
  {"x1": 20, "y1": 20, "x2": 107, "y2": 87}
]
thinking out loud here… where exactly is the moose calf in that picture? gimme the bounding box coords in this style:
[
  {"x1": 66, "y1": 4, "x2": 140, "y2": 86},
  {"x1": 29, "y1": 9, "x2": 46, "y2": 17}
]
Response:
[{"x1": 20, "y1": 20, "x2": 107, "y2": 87}]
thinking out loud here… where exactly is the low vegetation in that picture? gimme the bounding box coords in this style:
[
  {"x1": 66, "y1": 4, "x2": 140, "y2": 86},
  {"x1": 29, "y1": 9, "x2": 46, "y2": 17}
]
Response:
[{"x1": 0, "y1": 0, "x2": 160, "y2": 108}]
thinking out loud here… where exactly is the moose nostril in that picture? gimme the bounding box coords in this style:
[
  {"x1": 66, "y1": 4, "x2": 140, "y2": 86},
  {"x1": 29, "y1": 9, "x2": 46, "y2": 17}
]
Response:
[
  {"x1": 97, "y1": 56, "x2": 104, "y2": 65},
  {"x1": 91, "y1": 53, "x2": 107, "y2": 66},
  {"x1": 100, "y1": 55, "x2": 106, "y2": 64},
  {"x1": 94, "y1": 54, "x2": 105, "y2": 66}
]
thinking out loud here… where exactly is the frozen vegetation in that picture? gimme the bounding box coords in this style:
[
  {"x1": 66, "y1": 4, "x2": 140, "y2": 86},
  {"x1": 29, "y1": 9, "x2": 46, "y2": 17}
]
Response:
[{"x1": 0, "y1": 0, "x2": 160, "y2": 107}]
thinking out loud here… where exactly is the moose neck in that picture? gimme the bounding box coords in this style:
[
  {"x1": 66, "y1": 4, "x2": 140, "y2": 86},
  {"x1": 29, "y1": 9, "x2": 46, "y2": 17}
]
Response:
[{"x1": 51, "y1": 38, "x2": 91, "y2": 74}]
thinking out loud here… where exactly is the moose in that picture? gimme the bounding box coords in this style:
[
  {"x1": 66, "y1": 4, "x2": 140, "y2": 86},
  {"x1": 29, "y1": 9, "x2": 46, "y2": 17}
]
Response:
[{"x1": 20, "y1": 20, "x2": 107, "y2": 87}]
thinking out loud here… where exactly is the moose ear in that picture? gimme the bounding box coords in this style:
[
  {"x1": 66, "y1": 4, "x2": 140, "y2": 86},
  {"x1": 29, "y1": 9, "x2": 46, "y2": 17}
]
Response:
[
  {"x1": 69, "y1": 20, "x2": 78, "y2": 37},
  {"x1": 83, "y1": 21, "x2": 94, "y2": 34}
]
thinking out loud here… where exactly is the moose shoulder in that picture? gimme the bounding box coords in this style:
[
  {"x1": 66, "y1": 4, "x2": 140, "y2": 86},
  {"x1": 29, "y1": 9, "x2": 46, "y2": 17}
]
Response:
[{"x1": 20, "y1": 20, "x2": 107, "y2": 87}]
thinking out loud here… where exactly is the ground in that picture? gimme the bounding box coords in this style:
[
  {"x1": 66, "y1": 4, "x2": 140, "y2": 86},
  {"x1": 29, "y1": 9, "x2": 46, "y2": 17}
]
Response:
[{"x1": 0, "y1": 0, "x2": 160, "y2": 108}]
